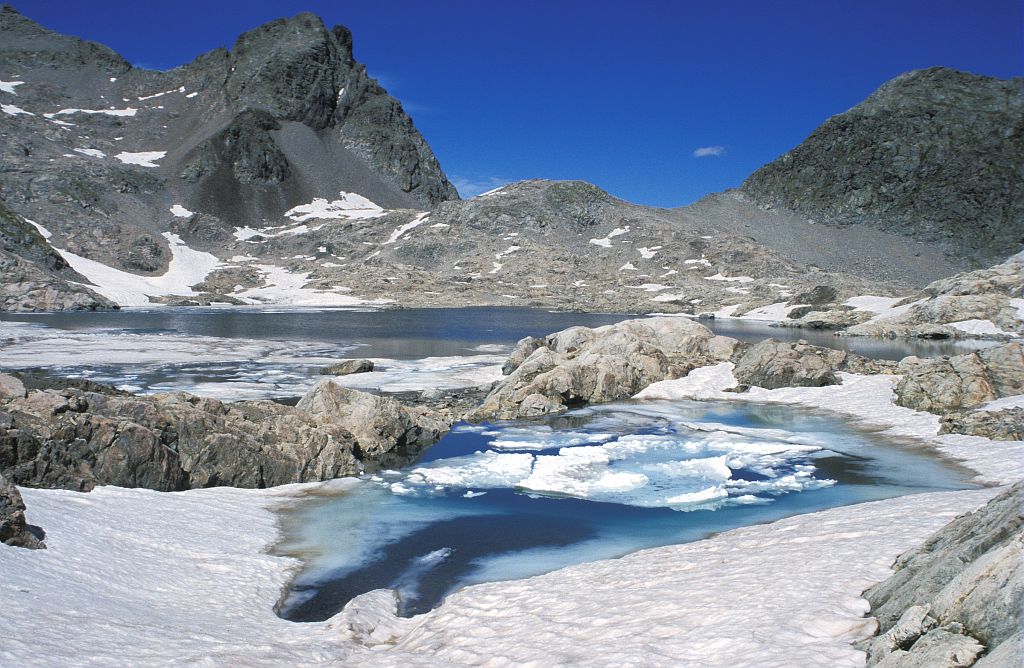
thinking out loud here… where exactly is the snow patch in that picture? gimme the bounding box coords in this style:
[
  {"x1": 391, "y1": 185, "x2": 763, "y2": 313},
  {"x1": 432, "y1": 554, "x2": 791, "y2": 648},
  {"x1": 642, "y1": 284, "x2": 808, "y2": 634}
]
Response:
[
  {"x1": 0, "y1": 80, "x2": 24, "y2": 94},
  {"x1": 705, "y1": 273, "x2": 755, "y2": 283},
  {"x1": 382, "y1": 212, "x2": 430, "y2": 245},
  {"x1": 169, "y1": 204, "x2": 194, "y2": 218},
  {"x1": 1, "y1": 104, "x2": 32, "y2": 116},
  {"x1": 45, "y1": 107, "x2": 137, "y2": 118},
  {"x1": 115, "y1": 151, "x2": 166, "y2": 167},
  {"x1": 73, "y1": 148, "x2": 106, "y2": 158},
  {"x1": 285, "y1": 192, "x2": 386, "y2": 222}
]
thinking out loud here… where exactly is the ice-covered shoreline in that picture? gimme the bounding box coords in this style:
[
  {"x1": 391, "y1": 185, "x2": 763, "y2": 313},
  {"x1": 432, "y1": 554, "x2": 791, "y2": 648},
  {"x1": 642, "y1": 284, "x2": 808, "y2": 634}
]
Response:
[{"x1": 2, "y1": 365, "x2": 1020, "y2": 665}]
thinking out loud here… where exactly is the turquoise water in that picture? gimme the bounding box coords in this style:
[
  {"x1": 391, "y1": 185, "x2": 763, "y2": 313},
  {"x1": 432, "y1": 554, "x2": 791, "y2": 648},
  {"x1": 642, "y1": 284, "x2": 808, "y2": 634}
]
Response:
[{"x1": 277, "y1": 398, "x2": 975, "y2": 621}]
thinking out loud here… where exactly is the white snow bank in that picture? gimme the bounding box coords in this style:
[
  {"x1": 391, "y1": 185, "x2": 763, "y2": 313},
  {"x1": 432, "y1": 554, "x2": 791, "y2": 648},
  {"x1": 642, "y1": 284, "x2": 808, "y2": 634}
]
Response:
[
  {"x1": 382, "y1": 212, "x2": 430, "y2": 245},
  {"x1": 285, "y1": 192, "x2": 386, "y2": 222},
  {"x1": 52, "y1": 230, "x2": 221, "y2": 306},
  {"x1": 1, "y1": 474, "x2": 999, "y2": 666},
  {"x1": 137, "y1": 86, "x2": 185, "y2": 101},
  {"x1": 231, "y1": 265, "x2": 391, "y2": 307},
  {"x1": 0, "y1": 80, "x2": 24, "y2": 94},
  {"x1": 949, "y1": 319, "x2": 1014, "y2": 336},
  {"x1": 169, "y1": 204, "x2": 194, "y2": 218},
  {"x1": 44, "y1": 107, "x2": 137, "y2": 117},
  {"x1": 1, "y1": 104, "x2": 32, "y2": 116},
  {"x1": 114, "y1": 151, "x2": 166, "y2": 167},
  {"x1": 589, "y1": 226, "x2": 629, "y2": 247},
  {"x1": 637, "y1": 363, "x2": 1024, "y2": 485},
  {"x1": 979, "y1": 394, "x2": 1024, "y2": 412},
  {"x1": 73, "y1": 148, "x2": 106, "y2": 158},
  {"x1": 383, "y1": 487, "x2": 998, "y2": 666},
  {"x1": 705, "y1": 273, "x2": 755, "y2": 283}
]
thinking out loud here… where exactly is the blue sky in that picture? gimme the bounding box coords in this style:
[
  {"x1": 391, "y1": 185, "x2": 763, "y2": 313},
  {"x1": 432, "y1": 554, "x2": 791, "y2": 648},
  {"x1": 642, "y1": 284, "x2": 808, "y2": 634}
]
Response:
[{"x1": 15, "y1": 1, "x2": 1023, "y2": 205}]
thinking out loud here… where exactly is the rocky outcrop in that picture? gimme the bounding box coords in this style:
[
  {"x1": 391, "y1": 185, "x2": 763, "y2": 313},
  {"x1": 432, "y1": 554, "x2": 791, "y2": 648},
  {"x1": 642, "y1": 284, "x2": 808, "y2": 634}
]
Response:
[
  {"x1": 939, "y1": 408, "x2": 1024, "y2": 441},
  {"x1": 845, "y1": 252, "x2": 1024, "y2": 340},
  {"x1": 862, "y1": 483, "x2": 1022, "y2": 667},
  {"x1": 731, "y1": 338, "x2": 895, "y2": 390},
  {"x1": 297, "y1": 380, "x2": 446, "y2": 467},
  {"x1": 472, "y1": 317, "x2": 738, "y2": 419},
  {"x1": 0, "y1": 382, "x2": 447, "y2": 492},
  {"x1": 0, "y1": 198, "x2": 115, "y2": 312},
  {"x1": 0, "y1": 472, "x2": 43, "y2": 549},
  {"x1": 320, "y1": 359, "x2": 374, "y2": 375},
  {"x1": 894, "y1": 343, "x2": 1024, "y2": 413},
  {"x1": 742, "y1": 68, "x2": 1024, "y2": 265}
]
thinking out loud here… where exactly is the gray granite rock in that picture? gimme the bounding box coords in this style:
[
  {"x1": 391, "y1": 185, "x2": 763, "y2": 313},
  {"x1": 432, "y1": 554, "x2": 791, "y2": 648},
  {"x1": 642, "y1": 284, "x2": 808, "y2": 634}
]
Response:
[
  {"x1": 732, "y1": 338, "x2": 895, "y2": 390},
  {"x1": 472, "y1": 317, "x2": 737, "y2": 419},
  {"x1": 939, "y1": 408, "x2": 1024, "y2": 441},
  {"x1": 320, "y1": 359, "x2": 374, "y2": 375},
  {"x1": 863, "y1": 483, "x2": 1023, "y2": 666},
  {"x1": 894, "y1": 343, "x2": 1024, "y2": 413}
]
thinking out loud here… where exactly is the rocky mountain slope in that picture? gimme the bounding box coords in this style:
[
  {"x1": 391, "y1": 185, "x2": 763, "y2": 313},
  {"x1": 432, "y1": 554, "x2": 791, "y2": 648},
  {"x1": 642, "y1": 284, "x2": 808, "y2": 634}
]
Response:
[
  {"x1": 741, "y1": 68, "x2": 1024, "y2": 266},
  {"x1": 0, "y1": 6, "x2": 455, "y2": 278},
  {"x1": 1, "y1": 8, "x2": 1020, "y2": 318}
]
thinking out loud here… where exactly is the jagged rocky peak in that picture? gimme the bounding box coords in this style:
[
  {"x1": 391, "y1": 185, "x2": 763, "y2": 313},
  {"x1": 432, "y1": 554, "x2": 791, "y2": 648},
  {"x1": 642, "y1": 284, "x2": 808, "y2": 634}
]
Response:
[
  {"x1": 741, "y1": 67, "x2": 1024, "y2": 265},
  {"x1": 217, "y1": 11, "x2": 458, "y2": 205}
]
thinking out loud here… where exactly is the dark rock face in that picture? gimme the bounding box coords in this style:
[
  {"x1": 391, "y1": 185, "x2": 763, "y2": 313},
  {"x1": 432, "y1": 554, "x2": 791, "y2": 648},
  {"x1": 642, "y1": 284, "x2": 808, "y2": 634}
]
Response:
[
  {"x1": 0, "y1": 6, "x2": 457, "y2": 289},
  {"x1": 894, "y1": 343, "x2": 1024, "y2": 413},
  {"x1": 862, "y1": 483, "x2": 1022, "y2": 666},
  {"x1": 0, "y1": 383, "x2": 447, "y2": 492},
  {"x1": 0, "y1": 472, "x2": 43, "y2": 549},
  {"x1": 732, "y1": 338, "x2": 895, "y2": 390},
  {"x1": 742, "y1": 68, "x2": 1024, "y2": 264}
]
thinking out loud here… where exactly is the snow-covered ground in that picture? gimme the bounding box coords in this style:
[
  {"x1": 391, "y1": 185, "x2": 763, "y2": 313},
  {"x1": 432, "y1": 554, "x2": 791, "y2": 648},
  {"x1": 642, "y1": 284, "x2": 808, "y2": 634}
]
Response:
[{"x1": 2, "y1": 360, "x2": 1019, "y2": 665}]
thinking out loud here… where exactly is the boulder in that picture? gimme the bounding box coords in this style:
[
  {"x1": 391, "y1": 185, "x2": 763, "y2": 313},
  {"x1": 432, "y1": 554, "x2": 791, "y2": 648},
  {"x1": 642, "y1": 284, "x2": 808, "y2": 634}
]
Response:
[
  {"x1": 894, "y1": 343, "x2": 1024, "y2": 413},
  {"x1": 472, "y1": 317, "x2": 738, "y2": 420},
  {"x1": 297, "y1": 380, "x2": 447, "y2": 467},
  {"x1": 0, "y1": 373, "x2": 25, "y2": 400},
  {"x1": 0, "y1": 472, "x2": 43, "y2": 549},
  {"x1": 732, "y1": 338, "x2": 895, "y2": 390},
  {"x1": 863, "y1": 483, "x2": 1023, "y2": 666},
  {"x1": 320, "y1": 359, "x2": 375, "y2": 375},
  {"x1": 939, "y1": 408, "x2": 1024, "y2": 441}
]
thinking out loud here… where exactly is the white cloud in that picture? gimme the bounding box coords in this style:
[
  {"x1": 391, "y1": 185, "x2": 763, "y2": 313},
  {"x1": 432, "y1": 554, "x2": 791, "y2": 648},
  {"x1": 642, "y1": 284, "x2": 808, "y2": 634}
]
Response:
[
  {"x1": 452, "y1": 175, "x2": 513, "y2": 198},
  {"x1": 693, "y1": 146, "x2": 726, "y2": 158}
]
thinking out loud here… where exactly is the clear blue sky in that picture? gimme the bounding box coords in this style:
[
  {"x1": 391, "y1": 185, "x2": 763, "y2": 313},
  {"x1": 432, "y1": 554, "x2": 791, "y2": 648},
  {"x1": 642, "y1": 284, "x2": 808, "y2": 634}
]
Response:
[{"x1": 13, "y1": 1, "x2": 1023, "y2": 205}]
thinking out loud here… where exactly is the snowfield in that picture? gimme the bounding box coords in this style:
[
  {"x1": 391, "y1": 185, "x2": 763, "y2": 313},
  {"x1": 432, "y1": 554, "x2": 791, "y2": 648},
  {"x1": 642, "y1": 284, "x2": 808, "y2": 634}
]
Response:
[{"x1": 2, "y1": 363, "x2": 1019, "y2": 665}]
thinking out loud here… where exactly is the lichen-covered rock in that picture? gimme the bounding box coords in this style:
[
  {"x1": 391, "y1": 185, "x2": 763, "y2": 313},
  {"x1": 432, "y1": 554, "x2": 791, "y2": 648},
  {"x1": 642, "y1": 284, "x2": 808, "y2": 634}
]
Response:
[
  {"x1": 894, "y1": 343, "x2": 1024, "y2": 413},
  {"x1": 0, "y1": 472, "x2": 43, "y2": 549},
  {"x1": 732, "y1": 338, "x2": 895, "y2": 390},
  {"x1": 472, "y1": 317, "x2": 737, "y2": 419},
  {"x1": 863, "y1": 483, "x2": 1023, "y2": 666}
]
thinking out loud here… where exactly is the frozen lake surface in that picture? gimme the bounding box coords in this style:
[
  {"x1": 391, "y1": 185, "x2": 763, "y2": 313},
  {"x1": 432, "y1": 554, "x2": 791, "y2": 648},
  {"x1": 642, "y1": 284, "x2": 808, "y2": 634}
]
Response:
[
  {"x1": 276, "y1": 398, "x2": 975, "y2": 620},
  {"x1": 0, "y1": 307, "x2": 992, "y2": 401}
]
